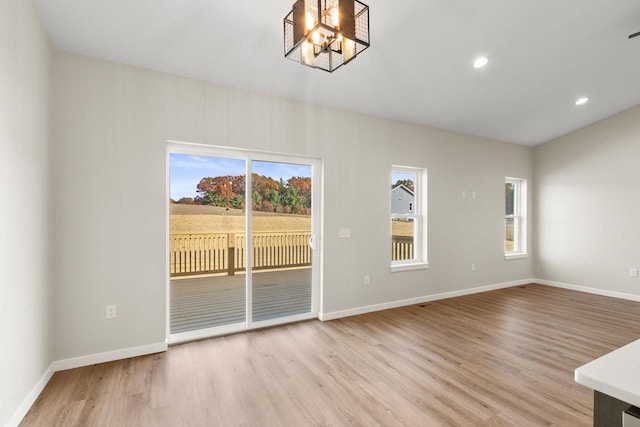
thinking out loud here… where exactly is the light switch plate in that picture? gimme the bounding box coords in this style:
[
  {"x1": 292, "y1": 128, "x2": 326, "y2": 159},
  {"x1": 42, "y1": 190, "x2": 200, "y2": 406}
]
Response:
[{"x1": 339, "y1": 228, "x2": 351, "y2": 238}]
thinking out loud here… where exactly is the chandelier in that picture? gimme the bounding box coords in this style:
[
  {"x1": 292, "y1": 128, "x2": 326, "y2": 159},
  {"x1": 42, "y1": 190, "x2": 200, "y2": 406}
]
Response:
[{"x1": 284, "y1": 0, "x2": 370, "y2": 72}]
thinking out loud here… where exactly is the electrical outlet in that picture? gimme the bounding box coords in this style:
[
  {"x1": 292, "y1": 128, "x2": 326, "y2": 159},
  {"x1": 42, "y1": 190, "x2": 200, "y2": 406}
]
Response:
[
  {"x1": 630, "y1": 268, "x2": 638, "y2": 277},
  {"x1": 471, "y1": 263, "x2": 476, "y2": 272},
  {"x1": 106, "y1": 305, "x2": 117, "y2": 319},
  {"x1": 364, "y1": 275, "x2": 371, "y2": 285}
]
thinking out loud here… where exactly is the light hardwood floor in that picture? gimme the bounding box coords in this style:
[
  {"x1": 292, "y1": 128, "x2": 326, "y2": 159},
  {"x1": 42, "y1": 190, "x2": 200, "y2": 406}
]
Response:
[{"x1": 21, "y1": 284, "x2": 640, "y2": 426}]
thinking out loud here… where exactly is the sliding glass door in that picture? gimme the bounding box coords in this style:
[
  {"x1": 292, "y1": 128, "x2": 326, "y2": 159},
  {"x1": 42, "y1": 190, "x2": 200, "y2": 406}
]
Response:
[
  {"x1": 250, "y1": 160, "x2": 313, "y2": 322},
  {"x1": 168, "y1": 154, "x2": 247, "y2": 335},
  {"x1": 168, "y1": 145, "x2": 319, "y2": 342}
]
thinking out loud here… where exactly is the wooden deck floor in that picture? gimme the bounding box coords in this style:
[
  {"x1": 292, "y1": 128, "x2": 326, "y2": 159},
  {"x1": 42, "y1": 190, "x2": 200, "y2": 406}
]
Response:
[
  {"x1": 170, "y1": 268, "x2": 312, "y2": 334},
  {"x1": 21, "y1": 284, "x2": 640, "y2": 426}
]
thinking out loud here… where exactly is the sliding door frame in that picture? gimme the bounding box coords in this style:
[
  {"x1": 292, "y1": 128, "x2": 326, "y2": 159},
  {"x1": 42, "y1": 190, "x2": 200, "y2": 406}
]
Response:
[{"x1": 166, "y1": 141, "x2": 322, "y2": 344}]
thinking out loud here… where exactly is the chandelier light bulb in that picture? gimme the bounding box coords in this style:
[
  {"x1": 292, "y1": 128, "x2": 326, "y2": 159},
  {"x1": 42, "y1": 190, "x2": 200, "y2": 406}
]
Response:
[
  {"x1": 343, "y1": 38, "x2": 356, "y2": 61},
  {"x1": 331, "y1": 7, "x2": 339, "y2": 27},
  {"x1": 305, "y1": 11, "x2": 314, "y2": 30},
  {"x1": 301, "y1": 41, "x2": 315, "y2": 65}
]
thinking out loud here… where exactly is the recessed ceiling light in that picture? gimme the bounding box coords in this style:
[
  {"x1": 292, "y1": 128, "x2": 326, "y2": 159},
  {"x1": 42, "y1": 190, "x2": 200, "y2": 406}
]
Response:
[
  {"x1": 575, "y1": 97, "x2": 589, "y2": 106},
  {"x1": 473, "y1": 57, "x2": 489, "y2": 69}
]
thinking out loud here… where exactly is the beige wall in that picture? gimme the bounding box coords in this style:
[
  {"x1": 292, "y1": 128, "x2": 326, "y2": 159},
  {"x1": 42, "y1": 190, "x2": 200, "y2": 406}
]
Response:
[
  {"x1": 534, "y1": 105, "x2": 640, "y2": 296},
  {"x1": 0, "y1": 0, "x2": 53, "y2": 424},
  {"x1": 52, "y1": 50, "x2": 534, "y2": 360}
]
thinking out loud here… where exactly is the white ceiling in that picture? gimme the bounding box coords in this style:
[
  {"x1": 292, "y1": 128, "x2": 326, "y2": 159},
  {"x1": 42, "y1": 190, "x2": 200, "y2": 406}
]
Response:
[{"x1": 34, "y1": 0, "x2": 640, "y2": 146}]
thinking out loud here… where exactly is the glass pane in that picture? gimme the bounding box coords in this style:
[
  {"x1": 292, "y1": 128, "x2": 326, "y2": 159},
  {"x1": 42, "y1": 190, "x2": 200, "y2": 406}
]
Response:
[
  {"x1": 392, "y1": 217, "x2": 415, "y2": 261},
  {"x1": 391, "y1": 171, "x2": 416, "y2": 214},
  {"x1": 251, "y1": 160, "x2": 312, "y2": 322},
  {"x1": 169, "y1": 154, "x2": 246, "y2": 334},
  {"x1": 505, "y1": 182, "x2": 515, "y2": 216},
  {"x1": 505, "y1": 218, "x2": 515, "y2": 252}
]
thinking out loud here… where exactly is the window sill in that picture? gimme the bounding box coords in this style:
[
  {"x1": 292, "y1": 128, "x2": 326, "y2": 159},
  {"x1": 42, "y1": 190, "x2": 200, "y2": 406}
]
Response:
[
  {"x1": 391, "y1": 262, "x2": 430, "y2": 273},
  {"x1": 505, "y1": 253, "x2": 528, "y2": 260}
]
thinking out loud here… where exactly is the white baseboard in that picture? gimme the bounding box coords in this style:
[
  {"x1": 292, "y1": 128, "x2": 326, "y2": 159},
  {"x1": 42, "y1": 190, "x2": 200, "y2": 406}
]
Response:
[
  {"x1": 54, "y1": 341, "x2": 168, "y2": 372},
  {"x1": 5, "y1": 362, "x2": 55, "y2": 427},
  {"x1": 536, "y1": 279, "x2": 640, "y2": 302},
  {"x1": 319, "y1": 278, "x2": 534, "y2": 321}
]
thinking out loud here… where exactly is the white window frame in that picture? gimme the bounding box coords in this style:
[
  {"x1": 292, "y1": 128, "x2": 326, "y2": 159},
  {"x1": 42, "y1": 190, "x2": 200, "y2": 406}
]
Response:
[
  {"x1": 391, "y1": 166, "x2": 428, "y2": 272},
  {"x1": 505, "y1": 177, "x2": 527, "y2": 259}
]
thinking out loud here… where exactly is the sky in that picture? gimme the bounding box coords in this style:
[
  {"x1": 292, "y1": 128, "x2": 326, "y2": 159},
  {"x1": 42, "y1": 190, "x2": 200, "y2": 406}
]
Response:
[
  {"x1": 170, "y1": 154, "x2": 312, "y2": 200},
  {"x1": 392, "y1": 171, "x2": 414, "y2": 186}
]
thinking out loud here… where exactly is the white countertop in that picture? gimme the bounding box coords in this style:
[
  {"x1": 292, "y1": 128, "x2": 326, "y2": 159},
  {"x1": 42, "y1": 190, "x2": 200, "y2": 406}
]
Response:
[{"x1": 575, "y1": 338, "x2": 640, "y2": 408}]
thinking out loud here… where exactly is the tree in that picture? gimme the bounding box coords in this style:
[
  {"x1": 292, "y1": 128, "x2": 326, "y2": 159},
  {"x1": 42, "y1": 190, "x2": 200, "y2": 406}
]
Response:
[
  {"x1": 393, "y1": 179, "x2": 414, "y2": 192},
  {"x1": 229, "y1": 194, "x2": 244, "y2": 209},
  {"x1": 288, "y1": 177, "x2": 311, "y2": 208},
  {"x1": 283, "y1": 185, "x2": 303, "y2": 210},
  {"x1": 266, "y1": 189, "x2": 281, "y2": 207},
  {"x1": 192, "y1": 173, "x2": 313, "y2": 213},
  {"x1": 260, "y1": 200, "x2": 274, "y2": 212},
  {"x1": 196, "y1": 176, "x2": 237, "y2": 207},
  {"x1": 252, "y1": 174, "x2": 280, "y2": 200},
  {"x1": 505, "y1": 183, "x2": 514, "y2": 215},
  {"x1": 252, "y1": 190, "x2": 263, "y2": 207},
  {"x1": 231, "y1": 175, "x2": 245, "y2": 197},
  {"x1": 176, "y1": 197, "x2": 194, "y2": 204},
  {"x1": 278, "y1": 178, "x2": 287, "y2": 204}
]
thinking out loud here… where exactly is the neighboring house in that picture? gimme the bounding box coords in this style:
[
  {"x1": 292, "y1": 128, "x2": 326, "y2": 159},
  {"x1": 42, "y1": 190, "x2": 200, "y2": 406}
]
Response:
[{"x1": 391, "y1": 184, "x2": 414, "y2": 215}]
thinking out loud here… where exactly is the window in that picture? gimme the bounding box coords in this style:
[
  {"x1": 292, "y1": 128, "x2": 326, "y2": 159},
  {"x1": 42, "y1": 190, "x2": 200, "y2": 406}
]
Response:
[
  {"x1": 391, "y1": 166, "x2": 428, "y2": 271},
  {"x1": 505, "y1": 177, "x2": 527, "y2": 258}
]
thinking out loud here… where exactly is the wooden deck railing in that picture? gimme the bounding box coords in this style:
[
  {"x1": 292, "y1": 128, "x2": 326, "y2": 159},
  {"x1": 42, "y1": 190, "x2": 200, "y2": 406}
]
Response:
[
  {"x1": 170, "y1": 232, "x2": 312, "y2": 277},
  {"x1": 392, "y1": 235, "x2": 414, "y2": 261},
  {"x1": 171, "y1": 233, "x2": 415, "y2": 276}
]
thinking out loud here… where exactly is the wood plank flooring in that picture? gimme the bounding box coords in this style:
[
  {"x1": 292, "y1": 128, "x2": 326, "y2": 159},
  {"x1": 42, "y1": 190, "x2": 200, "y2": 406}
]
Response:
[{"x1": 21, "y1": 284, "x2": 640, "y2": 426}]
